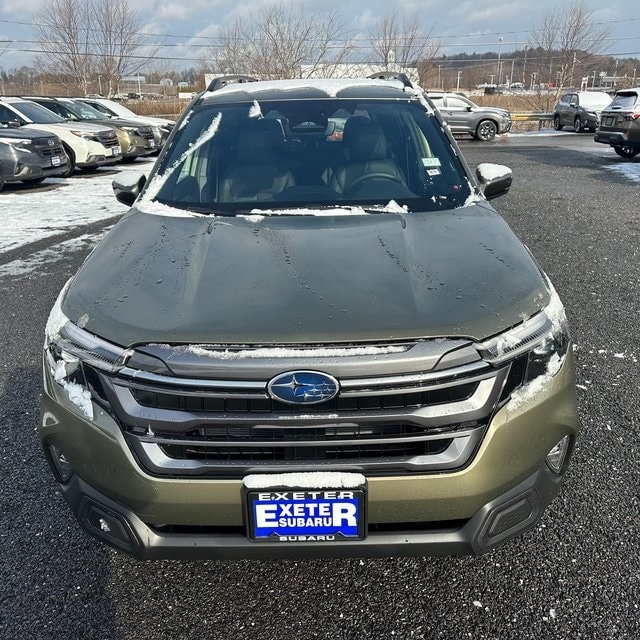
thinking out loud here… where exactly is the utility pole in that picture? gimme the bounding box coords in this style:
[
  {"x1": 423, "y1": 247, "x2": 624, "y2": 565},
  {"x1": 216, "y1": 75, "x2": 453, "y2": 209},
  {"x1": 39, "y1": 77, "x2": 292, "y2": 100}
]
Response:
[
  {"x1": 456, "y1": 71, "x2": 462, "y2": 92},
  {"x1": 497, "y1": 36, "x2": 503, "y2": 85}
]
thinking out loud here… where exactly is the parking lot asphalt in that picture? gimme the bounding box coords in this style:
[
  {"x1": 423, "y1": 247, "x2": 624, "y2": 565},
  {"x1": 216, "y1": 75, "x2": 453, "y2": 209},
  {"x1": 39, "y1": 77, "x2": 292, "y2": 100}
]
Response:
[{"x1": 0, "y1": 134, "x2": 638, "y2": 639}]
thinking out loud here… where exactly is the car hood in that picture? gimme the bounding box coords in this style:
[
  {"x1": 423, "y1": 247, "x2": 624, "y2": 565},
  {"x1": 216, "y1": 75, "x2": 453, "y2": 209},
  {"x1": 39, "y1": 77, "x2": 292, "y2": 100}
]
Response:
[
  {"x1": 0, "y1": 127, "x2": 59, "y2": 142},
  {"x1": 35, "y1": 121, "x2": 113, "y2": 135},
  {"x1": 62, "y1": 203, "x2": 549, "y2": 346},
  {"x1": 473, "y1": 106, "x2": 510, "y2": 118}
]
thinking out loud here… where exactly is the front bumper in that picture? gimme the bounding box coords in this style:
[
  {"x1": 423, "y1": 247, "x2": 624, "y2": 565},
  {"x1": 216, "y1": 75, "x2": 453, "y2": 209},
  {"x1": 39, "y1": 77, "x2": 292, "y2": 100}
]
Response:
[
  {"x1": 58, "y1": 463, "x2": 563, "y2": 560},
  {"x1": 2, "y1": 157, "x2": 69, "y2": 182},
  {"x1": 40, "y1": 349, "x2": 579, "y2": 560}
]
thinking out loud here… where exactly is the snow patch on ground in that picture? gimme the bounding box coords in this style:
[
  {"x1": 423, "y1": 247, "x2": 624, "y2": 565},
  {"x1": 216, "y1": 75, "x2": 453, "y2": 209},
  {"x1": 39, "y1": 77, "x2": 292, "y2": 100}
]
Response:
[
  {"x1": 0, "y1": 231, "x2": 108, "y2": 278},
  {"x1": 0, "y1": 165, "x2": 140, "y2": 254},
  {"x1": 605, "y1": 163, "x2": 640, "y2": 184}
]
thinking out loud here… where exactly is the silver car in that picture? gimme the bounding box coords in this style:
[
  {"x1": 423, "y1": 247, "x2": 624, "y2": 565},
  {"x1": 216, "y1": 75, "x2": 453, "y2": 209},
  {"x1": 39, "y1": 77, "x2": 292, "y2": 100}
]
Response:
[{"x1": 427, "y1": 92, "x2": 512, "y2": 141}]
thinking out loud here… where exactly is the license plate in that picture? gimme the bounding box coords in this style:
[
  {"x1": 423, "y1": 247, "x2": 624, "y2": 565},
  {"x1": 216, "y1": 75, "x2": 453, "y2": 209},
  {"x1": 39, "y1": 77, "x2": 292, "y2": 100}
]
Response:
[
  {"x1": 112, "y1": 145, "x2": 121, "y2": 156},
  {"x1": 246, "y1": 488, "x2": 366, "y2": 542},
  {"x1": 51, "y1": 155, "x2": 61, "y2": 166}
]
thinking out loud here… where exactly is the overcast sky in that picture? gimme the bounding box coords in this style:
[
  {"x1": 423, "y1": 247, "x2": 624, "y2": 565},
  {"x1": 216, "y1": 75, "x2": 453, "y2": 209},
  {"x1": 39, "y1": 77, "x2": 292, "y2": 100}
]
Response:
[{"x1": 1, "y1": 0, "x2": 639, "y2": 71}]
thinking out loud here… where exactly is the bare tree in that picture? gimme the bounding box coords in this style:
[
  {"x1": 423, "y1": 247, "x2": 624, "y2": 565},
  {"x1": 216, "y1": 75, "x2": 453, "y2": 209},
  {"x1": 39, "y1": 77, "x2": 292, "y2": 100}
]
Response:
[
  {"x1": 35, "y1": 0, "x2": 153, "y2": 96},
  {"x1": 34, "y1": 0, "x2": 94, "y2": 95},
  {"x1": 206, "y1": 1, "x2": 353, "y2": 79},
  {"x1": 91, "y1": 0, "x2": 152, "y2": 97},
  {"x1": 528, "y1": 0, "x2": 611, "y2": 108},
  {"x1": 366, "y1": 10, "x2": 440, "y2": 82}
]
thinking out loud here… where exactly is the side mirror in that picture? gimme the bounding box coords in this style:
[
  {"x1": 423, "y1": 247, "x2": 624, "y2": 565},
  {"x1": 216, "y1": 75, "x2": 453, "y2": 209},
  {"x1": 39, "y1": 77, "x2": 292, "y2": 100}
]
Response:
[
  {"x1": 112, "y1": 171, "x2": 146, "y2": 206},
  {"x1": 466, "y1": 106, "x2": 472, "y2": 112},
  {"x1": 569, "y1": 102, "x2": 577, "y2": 108},
  {"x1": 476, "y1": 163, "x2": 512, "y2": 200}
]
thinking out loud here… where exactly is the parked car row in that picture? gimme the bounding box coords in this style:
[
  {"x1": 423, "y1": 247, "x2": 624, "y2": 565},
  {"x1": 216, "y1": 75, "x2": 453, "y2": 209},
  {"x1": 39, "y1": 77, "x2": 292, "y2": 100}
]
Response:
[
  {"x1": 552, "y1": 88, "x2": 640, "y2": 159},
  {"x1": 0, "y1": 96, "x2": 175, "y2": 191}
]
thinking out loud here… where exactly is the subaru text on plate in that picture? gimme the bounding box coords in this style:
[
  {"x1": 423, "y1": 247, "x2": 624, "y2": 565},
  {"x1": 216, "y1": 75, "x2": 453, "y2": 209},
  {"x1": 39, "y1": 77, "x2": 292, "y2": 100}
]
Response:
[{"x1": 41, "y1": 78, "x2": 579, "y2": 560}]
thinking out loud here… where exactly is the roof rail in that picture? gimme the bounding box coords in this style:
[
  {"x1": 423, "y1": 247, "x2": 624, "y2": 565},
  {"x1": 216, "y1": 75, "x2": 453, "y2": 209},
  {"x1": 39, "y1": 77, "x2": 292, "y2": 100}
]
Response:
[{"x1": 206, "y1": 75, "x2": 259, "y2": 92}]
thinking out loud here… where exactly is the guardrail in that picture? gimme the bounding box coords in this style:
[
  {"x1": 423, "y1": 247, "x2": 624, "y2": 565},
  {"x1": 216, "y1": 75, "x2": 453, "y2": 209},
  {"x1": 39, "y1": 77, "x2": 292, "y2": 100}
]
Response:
[{"x1": 511, "y1": 113, "x2": 554, "y2": 130}]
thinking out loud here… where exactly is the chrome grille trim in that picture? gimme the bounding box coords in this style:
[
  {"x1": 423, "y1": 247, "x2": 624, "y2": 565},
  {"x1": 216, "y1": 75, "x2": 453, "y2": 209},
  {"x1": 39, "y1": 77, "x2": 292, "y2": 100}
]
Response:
[{"x1": 116, "y1": 359, "x2": 491, "y2": 396}]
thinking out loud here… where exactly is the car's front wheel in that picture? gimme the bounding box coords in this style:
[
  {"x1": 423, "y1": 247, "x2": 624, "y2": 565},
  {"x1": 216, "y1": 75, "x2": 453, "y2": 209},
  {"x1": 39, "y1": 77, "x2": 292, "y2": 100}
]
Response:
[
  {"x1": 573, "y1": 117, "x2": 584, "y2": 133},
  {"x1": 614, "y1": 145, "x2": 640, "y2": 159},
  {"x1": 60, "y1": 144, "x2": 76, "y2": 178},
  {"x1": 475, "y1": 120, "x2": 497, "y2": 141},
  {"x1": 553, "y1": 115, "x2": 563, "y2": 131}
]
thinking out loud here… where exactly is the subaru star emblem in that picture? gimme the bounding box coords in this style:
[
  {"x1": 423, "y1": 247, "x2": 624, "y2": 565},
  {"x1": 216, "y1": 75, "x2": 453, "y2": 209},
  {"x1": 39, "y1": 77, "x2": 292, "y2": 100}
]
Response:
[{"x1": 267, "y1": 371, "x2": 339, "y2": 405}]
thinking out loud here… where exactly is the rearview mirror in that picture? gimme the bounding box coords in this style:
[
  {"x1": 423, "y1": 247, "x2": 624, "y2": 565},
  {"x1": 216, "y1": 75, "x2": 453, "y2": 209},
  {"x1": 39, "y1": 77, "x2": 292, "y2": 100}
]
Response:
[{"x1": 476, "y1": 163, "x2": 512, "y2": 199}]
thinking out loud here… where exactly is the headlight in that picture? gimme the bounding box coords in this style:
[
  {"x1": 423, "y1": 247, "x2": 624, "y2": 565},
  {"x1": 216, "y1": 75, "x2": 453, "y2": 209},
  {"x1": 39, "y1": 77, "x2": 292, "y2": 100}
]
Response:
[
  {"x1": 0, "y1": 137, "x2": 32, "y2": 147},
  {"x1": 70, "y1": 130, "x2": 98, "y2": 141},
  {"x1": 44, "y1": 282, "x2": 129, "y2": 420},
  {"x1": 480, "y1": 281, "x2": 569, "y2": 385}
]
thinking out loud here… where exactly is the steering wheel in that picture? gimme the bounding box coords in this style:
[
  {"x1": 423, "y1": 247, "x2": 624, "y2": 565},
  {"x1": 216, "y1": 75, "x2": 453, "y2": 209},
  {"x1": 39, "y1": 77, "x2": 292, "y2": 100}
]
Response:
[{"x1": 346, "y1": 172, "x2": 406, "y2": 191}]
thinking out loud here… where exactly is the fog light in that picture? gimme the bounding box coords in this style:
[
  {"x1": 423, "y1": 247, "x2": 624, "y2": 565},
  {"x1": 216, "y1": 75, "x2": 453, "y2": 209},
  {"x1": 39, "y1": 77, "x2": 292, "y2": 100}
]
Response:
[
  {"x1": 49, "y1": 443, "x2": 74, "y2": 482},
  {"x1": 546, "y1": 436, "x2": 571, "y2": 473}
]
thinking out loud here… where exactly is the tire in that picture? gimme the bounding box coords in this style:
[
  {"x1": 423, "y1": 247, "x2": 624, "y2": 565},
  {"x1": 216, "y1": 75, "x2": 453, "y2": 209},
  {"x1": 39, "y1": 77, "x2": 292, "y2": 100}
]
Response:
[
  {"x1": 573, "y1": 117, "x2": 584, "y2": 133},
  {"x1": 553, "y1": 115, "x2": 563, "y2": 131},
  {"x1": 614, "y1": 146, "x2": 640, "y2": 159},
  {"x1": 60, "y1": 144, "x2": 76, "y2": 178},
  {"x1": 0, "y1": 174, "x2": 4, "y2": 193},
  {"x1": 475, "y1": 120, "x2": 497, "y2": 141}
]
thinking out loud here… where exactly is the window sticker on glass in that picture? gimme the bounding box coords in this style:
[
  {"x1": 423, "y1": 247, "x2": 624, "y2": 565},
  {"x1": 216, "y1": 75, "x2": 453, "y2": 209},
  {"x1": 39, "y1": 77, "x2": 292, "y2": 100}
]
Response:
[
  {"x1": 427, "y1": 168, "x2": 441, "y2": 176},
  {"x1": 422, "y1": 157, "x2": 442, "y2": 167}
]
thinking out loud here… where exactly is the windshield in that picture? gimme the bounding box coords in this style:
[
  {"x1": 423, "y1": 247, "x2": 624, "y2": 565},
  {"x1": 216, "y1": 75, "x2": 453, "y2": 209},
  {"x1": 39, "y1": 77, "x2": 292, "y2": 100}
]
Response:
[
  {"x1": 151, "y1": 98, "x2": 471, "y2": 214},
  {"x1": 608, "y1": 92, "x2": 638, "y2": 110},
  {"x1": 13, "y1": 101, "x2": 65, "y2": 124},
  {"x1": 68, "y1": 100, "x2": 108, "y2": 120}
]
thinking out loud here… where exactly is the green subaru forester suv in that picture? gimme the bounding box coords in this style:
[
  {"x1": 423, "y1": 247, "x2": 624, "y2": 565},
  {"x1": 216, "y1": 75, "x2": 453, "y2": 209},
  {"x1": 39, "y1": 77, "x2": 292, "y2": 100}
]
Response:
[{"x1": 41, "y1": 77, "x2": 579, "y2": 559}]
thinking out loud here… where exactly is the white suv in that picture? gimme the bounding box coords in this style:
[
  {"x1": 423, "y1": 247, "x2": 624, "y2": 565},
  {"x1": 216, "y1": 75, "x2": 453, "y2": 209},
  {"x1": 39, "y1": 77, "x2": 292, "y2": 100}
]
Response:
[{"x1": 0, "y1": 97, "x2": 122, "y2": 175}]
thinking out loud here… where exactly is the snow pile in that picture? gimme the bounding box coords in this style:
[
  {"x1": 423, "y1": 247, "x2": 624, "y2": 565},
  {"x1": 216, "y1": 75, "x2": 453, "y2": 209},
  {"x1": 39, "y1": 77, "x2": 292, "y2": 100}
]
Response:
[
  {"x1": 53, "y1": 360, "x2": 94, "y2": 420},
  {"x1": 477, "y1": 163, "x2": 511, "y2": 181},
  {"x1": 243, "y1": 471, "x2": 366, "y2": 489},
  {"x1": 508, "y1": 352, "x2": 564, "y2": 411},
  {"x1": 249, "y1": 101, "x2": 262, "y2": 118},
  {"x1": 182, "y1": 344, "x2": 408, "y2": 359},
  {"x1": 45, "y1": 278, "x2": 72, "y2": 341}
]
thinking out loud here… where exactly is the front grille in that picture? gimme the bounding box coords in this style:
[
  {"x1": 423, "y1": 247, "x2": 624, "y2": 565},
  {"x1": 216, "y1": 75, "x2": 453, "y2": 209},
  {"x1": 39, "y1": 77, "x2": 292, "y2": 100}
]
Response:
[
  {"x1": 97, "y1": 130, "x2": 119, "y2": 147},
  {"x1": 33, "y1": 137, "x2": 64, "y2": 157},
  {"x1": 130, "y1": 382, "x2": 478, "y2": 414},
  {"x1": 135, "y1": 126, "x2": 154, "y2": 140},
  {"x1": 96, "y1": 339, "x2": 510, "y2": 478}
]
